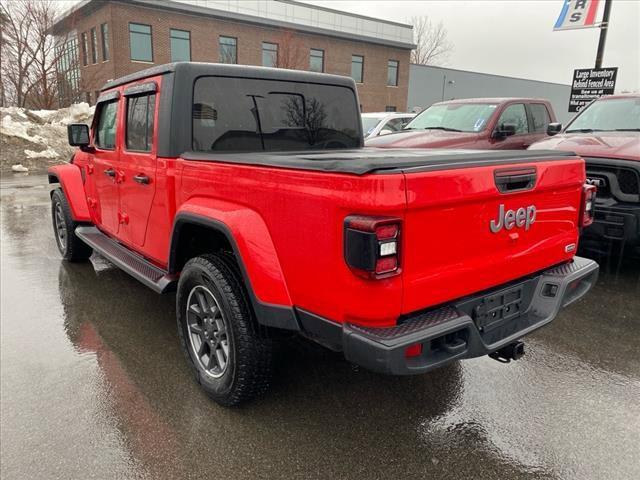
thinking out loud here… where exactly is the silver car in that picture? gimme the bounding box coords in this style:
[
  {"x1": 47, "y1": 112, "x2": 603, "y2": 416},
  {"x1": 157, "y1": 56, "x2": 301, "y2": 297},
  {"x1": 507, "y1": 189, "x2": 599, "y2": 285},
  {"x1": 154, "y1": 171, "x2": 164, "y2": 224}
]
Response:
[{"x1": 361, "y1": 112, "x2": 416, "y2": 139}]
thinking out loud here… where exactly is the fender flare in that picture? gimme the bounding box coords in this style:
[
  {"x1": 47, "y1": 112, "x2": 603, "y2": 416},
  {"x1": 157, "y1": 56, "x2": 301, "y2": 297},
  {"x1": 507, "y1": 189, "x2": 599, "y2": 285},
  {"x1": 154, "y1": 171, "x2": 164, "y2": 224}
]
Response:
[
  {"x1": 169, "y1": 205, "x2": 299, "y2": 331},
  {"x1": 48, "y1": 164, "x2": 91, "y2": 222}
]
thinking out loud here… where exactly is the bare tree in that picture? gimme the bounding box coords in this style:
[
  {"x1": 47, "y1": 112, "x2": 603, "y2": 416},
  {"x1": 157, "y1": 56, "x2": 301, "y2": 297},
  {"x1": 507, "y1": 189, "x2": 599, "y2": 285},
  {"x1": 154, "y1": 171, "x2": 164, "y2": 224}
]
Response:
[
  {"x1": 276, "y1": 29, "x2": 306, "y2": 70},
  {"x1": 0, "y1": 0, "x2": 72, "y2": 108},
  {"x1": 410, "y1": 16, "x2": 453, "y2": 66}
]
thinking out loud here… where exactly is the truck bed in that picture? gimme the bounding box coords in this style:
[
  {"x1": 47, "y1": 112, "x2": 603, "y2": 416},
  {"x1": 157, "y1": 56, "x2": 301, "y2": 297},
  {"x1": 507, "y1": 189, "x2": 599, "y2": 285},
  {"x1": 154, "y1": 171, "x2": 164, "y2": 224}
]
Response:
[{"x1": 181, "y1": 148, "x2": 577, "y2": 175}]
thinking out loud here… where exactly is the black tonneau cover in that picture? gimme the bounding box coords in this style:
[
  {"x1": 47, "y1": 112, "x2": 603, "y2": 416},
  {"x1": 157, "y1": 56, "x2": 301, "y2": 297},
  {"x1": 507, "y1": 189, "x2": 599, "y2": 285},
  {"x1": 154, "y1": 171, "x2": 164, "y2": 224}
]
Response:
[{"x1": 181, "y1": 148, "x2": 578, "y2": 175}]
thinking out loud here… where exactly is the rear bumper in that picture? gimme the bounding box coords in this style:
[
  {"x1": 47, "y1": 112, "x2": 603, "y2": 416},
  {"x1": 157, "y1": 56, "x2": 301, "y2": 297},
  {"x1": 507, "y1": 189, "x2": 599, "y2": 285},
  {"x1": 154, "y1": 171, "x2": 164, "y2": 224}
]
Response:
[{"x1": 299, "y1": 257, "x2": 598, "y2": 375}]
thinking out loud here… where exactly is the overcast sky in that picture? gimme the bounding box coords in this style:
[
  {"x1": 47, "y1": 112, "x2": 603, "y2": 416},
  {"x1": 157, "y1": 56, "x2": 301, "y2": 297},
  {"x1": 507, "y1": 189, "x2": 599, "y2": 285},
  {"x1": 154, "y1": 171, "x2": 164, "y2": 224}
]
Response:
[{"x1": 304, "y1": 0, "x2": 639, "y2": 92}]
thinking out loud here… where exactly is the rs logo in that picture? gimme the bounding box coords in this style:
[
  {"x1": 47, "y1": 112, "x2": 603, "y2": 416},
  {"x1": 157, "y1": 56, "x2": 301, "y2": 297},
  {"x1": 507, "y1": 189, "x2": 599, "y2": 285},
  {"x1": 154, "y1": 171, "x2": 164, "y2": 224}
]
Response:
[{"x1": 490, "y1": 204, "x2": 536, "y2": 233}]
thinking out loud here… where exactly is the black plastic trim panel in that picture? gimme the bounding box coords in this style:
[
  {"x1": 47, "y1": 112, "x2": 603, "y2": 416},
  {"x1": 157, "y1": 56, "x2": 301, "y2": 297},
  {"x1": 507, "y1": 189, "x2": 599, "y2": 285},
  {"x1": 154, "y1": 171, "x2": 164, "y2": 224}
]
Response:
[{"x1": 124, "y1": 81, "x2": 158, "y2": 96}]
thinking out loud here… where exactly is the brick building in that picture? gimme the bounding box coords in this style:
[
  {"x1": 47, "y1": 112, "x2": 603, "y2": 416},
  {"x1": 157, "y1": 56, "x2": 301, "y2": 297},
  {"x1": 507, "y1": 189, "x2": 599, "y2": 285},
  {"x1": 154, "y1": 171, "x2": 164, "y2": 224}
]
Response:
[{"x1": 51, "y1": 0, "x2": 415, "y2": 112}]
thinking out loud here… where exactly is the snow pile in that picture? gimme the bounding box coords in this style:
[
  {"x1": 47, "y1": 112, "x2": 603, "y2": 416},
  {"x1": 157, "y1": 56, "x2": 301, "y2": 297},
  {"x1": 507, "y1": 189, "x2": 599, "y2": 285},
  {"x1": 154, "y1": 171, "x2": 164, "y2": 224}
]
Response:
[{"x1": 0, "y1": 103, "x2": 94, "y2": 172}]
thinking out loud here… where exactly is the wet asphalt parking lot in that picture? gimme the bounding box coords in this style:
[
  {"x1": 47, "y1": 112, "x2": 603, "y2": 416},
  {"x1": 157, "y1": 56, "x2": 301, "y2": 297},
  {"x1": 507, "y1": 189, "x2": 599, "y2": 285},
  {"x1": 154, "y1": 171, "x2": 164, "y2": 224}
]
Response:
[{"x1": 1, "y1": 173, "x2": 639, "y2": 480}]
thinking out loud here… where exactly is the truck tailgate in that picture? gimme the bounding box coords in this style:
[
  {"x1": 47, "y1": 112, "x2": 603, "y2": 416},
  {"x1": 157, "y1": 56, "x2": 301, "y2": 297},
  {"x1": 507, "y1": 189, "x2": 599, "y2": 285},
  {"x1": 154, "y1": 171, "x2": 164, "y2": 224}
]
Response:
[{"x1": 401, "y1": 157, "x2": 585, "y2": 314}]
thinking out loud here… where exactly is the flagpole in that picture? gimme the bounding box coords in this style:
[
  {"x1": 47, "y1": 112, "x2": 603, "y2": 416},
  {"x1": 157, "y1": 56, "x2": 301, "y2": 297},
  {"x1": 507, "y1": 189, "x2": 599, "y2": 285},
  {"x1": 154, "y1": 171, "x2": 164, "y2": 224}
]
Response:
[{"x1": 595, "y1": 0, "x2": 613, "y2": 68}]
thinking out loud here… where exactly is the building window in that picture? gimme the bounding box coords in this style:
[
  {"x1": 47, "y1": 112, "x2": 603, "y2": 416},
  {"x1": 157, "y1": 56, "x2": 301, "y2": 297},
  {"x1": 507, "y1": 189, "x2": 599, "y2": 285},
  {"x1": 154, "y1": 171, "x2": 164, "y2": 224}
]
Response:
[
  {"x1": 262, "y1": 42, "x2": 278, "y2": 68},
  {"x1": 351, "y1": 55, "x2": 364, "y2": 83},
  {"x1": 385, "y1": 106, "x2": 397, "y2": 112},
  {"x1": 309, "y1": 48, "x2": 324, "y2": 73},
  {"x1": 101, "y1": 23, "x2": 109, "y2": 61},
  {"x1": 126, "y1": 94, "x2": 156, "y2": 151},
  {"x1": 90, "y1": 27, "x2": 98, "y2": 64},
  {"x1": 55, "y1": 37, "x2": 81, "y2": 106},
  {"x1": 219, "y1": 36, "x2": 237, "y2": 64},
  {"x1": 81, "y1": 32, "x2": 88, "y2": 66},
  {"x1": 387, "y1": 60, "x2": 398, "y2": 86},
  {"x1": 170, "y1": 29, "x2": 190, "y2": 62},
  {"x1": 129, "y1": 23, "x2": 153, "y2": 62}
]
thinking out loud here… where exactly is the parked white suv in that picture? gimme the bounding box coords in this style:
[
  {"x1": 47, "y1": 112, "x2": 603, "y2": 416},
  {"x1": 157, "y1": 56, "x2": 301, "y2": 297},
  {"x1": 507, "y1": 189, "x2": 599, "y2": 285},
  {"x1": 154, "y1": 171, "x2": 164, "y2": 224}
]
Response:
[{"x1": 361, "y1": 112, "x2": 415, "y2": 139}]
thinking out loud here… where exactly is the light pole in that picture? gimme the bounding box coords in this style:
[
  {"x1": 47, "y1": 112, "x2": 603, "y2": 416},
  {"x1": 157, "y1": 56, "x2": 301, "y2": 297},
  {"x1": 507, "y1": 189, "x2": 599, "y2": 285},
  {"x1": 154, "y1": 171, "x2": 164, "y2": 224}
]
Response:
[{"x1": 595, "y1": 0, "x2": 613, "y2": 68}]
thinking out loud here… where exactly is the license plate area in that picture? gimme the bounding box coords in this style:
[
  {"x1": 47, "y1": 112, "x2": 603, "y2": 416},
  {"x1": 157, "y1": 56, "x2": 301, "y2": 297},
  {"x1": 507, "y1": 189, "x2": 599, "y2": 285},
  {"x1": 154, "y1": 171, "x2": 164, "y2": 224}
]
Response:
[{"x1": 473, "y1": 285, "x2": 523, "y2": 333}]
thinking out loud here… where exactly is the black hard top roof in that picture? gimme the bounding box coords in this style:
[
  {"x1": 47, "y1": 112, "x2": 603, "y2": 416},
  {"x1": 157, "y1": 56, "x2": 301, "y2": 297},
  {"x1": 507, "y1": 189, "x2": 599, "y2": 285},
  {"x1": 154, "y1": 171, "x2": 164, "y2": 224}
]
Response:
[{"x1": 101, "y1": 62, "x2": 357, "y2": 92}]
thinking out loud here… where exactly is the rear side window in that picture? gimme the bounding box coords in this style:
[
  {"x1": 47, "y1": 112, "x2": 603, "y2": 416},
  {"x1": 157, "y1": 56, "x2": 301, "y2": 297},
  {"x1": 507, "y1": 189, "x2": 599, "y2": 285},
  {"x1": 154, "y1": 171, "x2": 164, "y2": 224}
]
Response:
[
  {"x1": 126, "y1": 94, "x2": 156, "y2": 151},
  {"x1": 192, "y1": 77, "x2": 360, "y2": 152},
  {"x1": 95, "y1": 100, "x2": 118, "y2": 149},
  {"x1": 497, "y1": 104, "x2": 529, "y2": 134},
  {"x1": 529, "y1": 103, "x2": 551, "y2": 132}
]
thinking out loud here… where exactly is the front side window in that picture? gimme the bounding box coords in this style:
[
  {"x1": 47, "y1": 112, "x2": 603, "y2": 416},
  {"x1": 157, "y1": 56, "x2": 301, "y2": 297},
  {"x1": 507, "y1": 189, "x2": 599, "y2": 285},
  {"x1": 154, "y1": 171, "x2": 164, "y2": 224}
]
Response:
[
  {"x1": 95, "y1": 100, "x2": 118, "y2": 149},
  {"x1": 170, "y1": 29, "x2": 190, "y2": 62},
  {"x1": 497, "y1": 104, "x2": 529, "y2": 134},
  {"x1": 219, "y1": 36, "x2": 237, "y2": 64},
  {"x1": 101, "y1": 23, "x2": 109, "y2": 61},
  {"x1": 81, "y1": 32, "x2": 88, "y2": 66},
  {"x1": 351, "y1": 55, "x2": 364, "y2": 83},
  {"x1": 309, "y1": 48, "x2": 324, "y2": 73},
  {"x1": 566, "y1": 97, "x2": 640, "y2": 132},
  {"x1": 529, "y1": 103, "x2": 551, "y2": 132},
  {"x1": 387, "y1": 60, "x2": 399, "y2": 86},
  {"x1": 129, "y1": 23, "x2": 153, "y2": 62},
  {"x1": 406, "y1": 103, "x2": 498, "y2": 132},
  {"x1": 262, "y1": 42, "x2": 278, "y2": 67},
  {"x1": 192, "y1": 76, "x2": 360, "y2": 152},
  {"x1": 126, "y1": 94, "x2": 156, "y2": 151},
  {"x1": 90, "y1": 27, "x2": 98, "y2": 64}
]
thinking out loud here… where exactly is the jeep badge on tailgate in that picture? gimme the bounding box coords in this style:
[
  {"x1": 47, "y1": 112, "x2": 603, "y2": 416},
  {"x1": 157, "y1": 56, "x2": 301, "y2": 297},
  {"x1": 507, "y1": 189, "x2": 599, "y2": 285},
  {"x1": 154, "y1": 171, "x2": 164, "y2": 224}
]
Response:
[{"x1": 490, "y1": 204, "x2": 537, "y2": 233}]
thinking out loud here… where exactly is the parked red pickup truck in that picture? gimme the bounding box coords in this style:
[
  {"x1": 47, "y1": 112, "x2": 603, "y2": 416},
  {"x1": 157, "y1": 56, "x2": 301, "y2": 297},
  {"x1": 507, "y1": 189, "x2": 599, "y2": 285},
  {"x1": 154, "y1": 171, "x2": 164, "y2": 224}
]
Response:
[
  {"x1": 366, "y1": 98, "x2": 557, "y2": 150},
  {"x1": 50, "y1": 63, "x2": 598, "y2": 406},
  {"x1": 529, "y1": 94, "x2": 640, "y2": 256}
]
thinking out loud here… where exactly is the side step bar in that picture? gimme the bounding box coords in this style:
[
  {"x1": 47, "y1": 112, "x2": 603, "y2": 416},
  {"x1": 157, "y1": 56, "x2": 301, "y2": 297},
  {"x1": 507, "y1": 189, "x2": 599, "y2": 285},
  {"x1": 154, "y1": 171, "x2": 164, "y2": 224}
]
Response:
[{"x1": 75, "y1": 226, "x2": 177, "y2": 293}]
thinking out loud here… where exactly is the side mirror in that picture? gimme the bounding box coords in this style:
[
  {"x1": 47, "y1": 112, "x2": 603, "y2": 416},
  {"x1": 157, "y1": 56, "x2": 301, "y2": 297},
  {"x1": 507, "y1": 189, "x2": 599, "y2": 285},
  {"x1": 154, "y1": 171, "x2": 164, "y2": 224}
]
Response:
[
  {"x1": 67, "y1": 124, "x2": 90, "y2": 147},
  {"x1": 547, "y1": 122, "x2": 562, "y2": 136},
  {"x1": 379, "y1": 129, "x2": 393, "y2": 136},
  {"x1": 492, "y1": 123, "x2": 517, "y2": 139}
]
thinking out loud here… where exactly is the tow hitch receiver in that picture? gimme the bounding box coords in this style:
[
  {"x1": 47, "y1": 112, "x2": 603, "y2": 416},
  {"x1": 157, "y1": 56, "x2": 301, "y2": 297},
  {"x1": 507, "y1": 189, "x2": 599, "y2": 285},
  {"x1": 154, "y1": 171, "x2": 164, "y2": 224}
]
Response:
[{"x1": 489, "y1": 341, "x2": 525, "y2": 363}]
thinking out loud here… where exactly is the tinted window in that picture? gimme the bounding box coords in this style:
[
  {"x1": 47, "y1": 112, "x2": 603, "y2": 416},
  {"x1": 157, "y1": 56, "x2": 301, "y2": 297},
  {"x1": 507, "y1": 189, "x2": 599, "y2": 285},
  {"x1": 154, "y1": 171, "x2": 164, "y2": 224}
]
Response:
[
  {"x1": 170, "y1": 29, "x2": 190, "y2": 62},
  {"x1": 566, "y1": 97, "x2": 640, "y2": 132},
  {"x1": 219, "y1": 36, "x2": 237, "y2": 64},
  {"x1": 530, "y1": 103, "x2": 550, "y2": 132},
  {"x1": 262, "y1": 42, "x2": 277, "y2": 67},
  {"x1": 310, "y1": 49, "x2": 324, "y2": 73},
  {"x1": 95, "y1": 100, "x2": 117, "y2": 149},
  {"x1": 126, "y1": 94, "x2": 156, "y2": 151},
  {"x1": 498, "y1": 104, "x2": 529, "y2": 134},
  {"x1": 387, "y1": 60, "x2": 398, "y2": 86},
  {"x1": 351, "y1": 55, "x2": 363, "y2": 83},
  {"x1": 407, "y1": 103, "x2": 497, "y2": 132},
  {"x1": 129, "y1": 23, "x2": 152, "y2": 62},
  {"x1": 385, "y1": 118, "x2": 405, "y2": 132},
  {"x1": 192, "y1": 77, "x2": 360, "y2": 152}
]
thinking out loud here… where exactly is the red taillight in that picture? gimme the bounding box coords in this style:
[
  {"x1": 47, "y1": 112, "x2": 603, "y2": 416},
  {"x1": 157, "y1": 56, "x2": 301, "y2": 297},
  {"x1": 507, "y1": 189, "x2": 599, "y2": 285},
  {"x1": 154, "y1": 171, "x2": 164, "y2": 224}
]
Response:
[
  {"x1": 580, "y1": 184, "x2": 597, "y2": 227},
  {"x1": 405, "y1": 343, "x2": 423, "y2": 358},
  {"x1": 344, "y1": 215, "x2": 401, "y2": 279}
]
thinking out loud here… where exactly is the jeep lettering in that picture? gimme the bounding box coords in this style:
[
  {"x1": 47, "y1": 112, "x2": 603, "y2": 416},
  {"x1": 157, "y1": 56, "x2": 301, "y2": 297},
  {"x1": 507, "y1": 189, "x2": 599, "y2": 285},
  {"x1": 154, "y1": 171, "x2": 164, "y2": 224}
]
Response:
[{"x1": 490, "y1": 204, "x2": 537, "y2": 233}]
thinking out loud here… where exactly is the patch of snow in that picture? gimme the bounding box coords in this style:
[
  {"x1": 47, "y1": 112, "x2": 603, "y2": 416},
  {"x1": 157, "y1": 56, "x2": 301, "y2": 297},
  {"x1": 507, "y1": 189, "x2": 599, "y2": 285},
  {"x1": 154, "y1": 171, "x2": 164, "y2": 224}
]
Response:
[
  {"x1": 24, "y1": 147, "x2": 59, "y2": 159},
  {"x1": 0, "y1": 115, "x2": 46, "y2": 144},
  {"x1": 30, "y1": 109, "x2": 58, "y2": 122},
  {"x1": 11, "y1": 164, "x2": 29, "y2": 172}
]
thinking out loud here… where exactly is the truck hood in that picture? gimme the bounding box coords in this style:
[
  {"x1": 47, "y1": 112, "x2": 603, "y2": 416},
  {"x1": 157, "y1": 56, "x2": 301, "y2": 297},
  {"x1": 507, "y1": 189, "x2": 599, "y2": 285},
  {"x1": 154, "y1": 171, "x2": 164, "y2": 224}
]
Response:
[
  {"x1": 529, "y1": 132, "x2": 640, "y2": 161},
  {"x1": 365, "y1": 130, "x2": 480, "y2": 149}
]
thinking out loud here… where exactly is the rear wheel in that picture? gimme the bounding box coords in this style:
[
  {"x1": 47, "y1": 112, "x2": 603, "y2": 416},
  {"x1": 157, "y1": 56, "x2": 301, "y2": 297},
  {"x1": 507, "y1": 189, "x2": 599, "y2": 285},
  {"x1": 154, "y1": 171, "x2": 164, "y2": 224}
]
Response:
[
  {"x1": 51, "y1": 189, "x2": 92, "y2": 261},
  {"x1": 176, "y1": 253, "x2": 274, "y2": 406}
]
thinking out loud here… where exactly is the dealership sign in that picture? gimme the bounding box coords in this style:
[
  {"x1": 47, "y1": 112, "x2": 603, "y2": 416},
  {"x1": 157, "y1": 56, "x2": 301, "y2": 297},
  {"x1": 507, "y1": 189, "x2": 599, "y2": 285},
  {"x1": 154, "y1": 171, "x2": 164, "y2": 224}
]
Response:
[
  {"x1": 569, "y1": 67, "x2": 617, "y2": 112},
  {"x1": 554, "y1": 0, "x2": 602, "y2": 30}
]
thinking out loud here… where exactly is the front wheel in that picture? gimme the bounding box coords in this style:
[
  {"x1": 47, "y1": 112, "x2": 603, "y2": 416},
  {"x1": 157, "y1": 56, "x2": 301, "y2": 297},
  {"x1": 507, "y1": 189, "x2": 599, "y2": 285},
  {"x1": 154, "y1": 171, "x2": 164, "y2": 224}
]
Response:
[
  {"x1": 176, "y1": 253, "x2": 274, "y2": 406},
  {"x1": 51, "y1": 189, "x2": 92, "y2": 262}
]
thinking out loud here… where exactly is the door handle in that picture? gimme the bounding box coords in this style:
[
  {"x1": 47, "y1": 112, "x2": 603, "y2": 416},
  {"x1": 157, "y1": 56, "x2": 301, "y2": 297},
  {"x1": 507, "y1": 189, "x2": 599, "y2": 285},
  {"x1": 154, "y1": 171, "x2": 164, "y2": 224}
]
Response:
[
  {"x1": 133, "y1": 174, "x2": 150, "y2": 185},
  {"x1": 104, "y1": 168, "x2": 115, "y2": 177}
]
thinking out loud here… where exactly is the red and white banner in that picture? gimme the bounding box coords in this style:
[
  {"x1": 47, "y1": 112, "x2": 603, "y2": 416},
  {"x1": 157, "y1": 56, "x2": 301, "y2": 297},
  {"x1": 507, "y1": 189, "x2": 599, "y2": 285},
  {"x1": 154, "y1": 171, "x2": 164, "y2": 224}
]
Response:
[{"x1": 554, "y1": 0, "x2": 602, "y2": 30}]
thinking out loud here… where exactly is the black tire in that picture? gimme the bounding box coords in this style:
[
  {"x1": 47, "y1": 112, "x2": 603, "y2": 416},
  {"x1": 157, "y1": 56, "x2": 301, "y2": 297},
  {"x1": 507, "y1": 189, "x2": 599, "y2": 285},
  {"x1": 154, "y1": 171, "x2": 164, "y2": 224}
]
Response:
[
  {"x1": 176, "y1": 253, "x2": 274, "y2": 406},
  {"x1": 51, "y1": 188, "x2": 93, "y2": 262}
]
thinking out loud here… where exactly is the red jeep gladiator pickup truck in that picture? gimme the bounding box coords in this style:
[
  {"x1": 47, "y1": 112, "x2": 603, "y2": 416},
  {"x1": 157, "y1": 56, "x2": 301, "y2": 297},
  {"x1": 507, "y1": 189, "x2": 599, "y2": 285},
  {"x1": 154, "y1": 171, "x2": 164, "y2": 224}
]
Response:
[
  {"x1": 366, "y1": 98, "x2": 557, "y2": 150},
  {"x1": 50, "y1": 63, "x2": 598, "y2": 406},
  {"x1": 529, "y1": 94, "x2": 640, "y2": 256}
]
